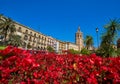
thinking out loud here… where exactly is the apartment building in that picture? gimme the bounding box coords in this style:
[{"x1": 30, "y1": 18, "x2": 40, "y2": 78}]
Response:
[
  {"x1": 47, "y1": 36, "x2": 57, "y2": 51},
  {"x1": 17, "y1": 23, "x2": 84, "y2": 52},
  {"x1": 14, "y1": 22, "x2": 48, "y2": 50},
  {"x1": 0, "y1": 16, "x2": 84, "y2": 53}
]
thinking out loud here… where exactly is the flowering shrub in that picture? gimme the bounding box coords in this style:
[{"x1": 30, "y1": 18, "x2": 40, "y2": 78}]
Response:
[{"x1": 0, "y1": 46, "x2": 120, "y2": 84}]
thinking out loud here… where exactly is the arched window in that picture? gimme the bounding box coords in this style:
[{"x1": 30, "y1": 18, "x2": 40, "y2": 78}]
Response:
[
  {"x1": 29, "y1": 36, "x2": 32, "y2": 41},
  {"x1": 37, "y1": 35, "x2": 41, "y2": 43},
  {"x1": 34, "y1": 33, "x2": 36, "y2": 37},
  {"x1": 39, "y1": 35, "x2": 41, "y2": 39},
  {"x1": 18, "y1": 27, "x2": 22, "y2": 32},
  {"x1": 30, "y1": 32, "x2": 32, "y2": 36},
  {"x1": 25, "y1": 30, "x2": 28, "y2": 34},
  {"x1": 33, "y1": 38, "x2": 36, "y2": 42},
  {"x1": 45, "y1": 38, "x2": 46, "y2": 41},
  {"x1": 79, "y1": 35, "x2": 81, "y2": 38},
  {"x1": 24, "y1": 35, "x2": 28, "y2": 40}
]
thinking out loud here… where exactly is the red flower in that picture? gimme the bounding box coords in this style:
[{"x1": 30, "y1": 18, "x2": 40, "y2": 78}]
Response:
[{"x1": 0, "y1": 46, "x2": 120, "y2": 83}]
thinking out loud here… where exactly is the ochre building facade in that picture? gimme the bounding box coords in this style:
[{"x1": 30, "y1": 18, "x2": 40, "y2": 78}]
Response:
[
  {"x1": 0, "y1": 17, "x2": 84, "y2": 53},
  {"x1": 14, "y1": 21, "x2": 84, "y2": 53}
]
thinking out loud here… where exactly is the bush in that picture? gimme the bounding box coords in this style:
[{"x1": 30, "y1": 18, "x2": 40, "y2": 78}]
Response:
[
  {"x1": 96, "y1": 47, "x2": 120, "y2": 57},
  {"x1": 68, "y1": 49, "x2": 80, "y2": 54},
  {"x1": 81, "y1": 48, "x2": 91, "y2": 55},
  {"x1": 0, "y1": 46, "x2": 6, "y2": 50},
  {"x1": 117, "y1": 48, "x2": 120, "y2": 56},
  {"x1": 47, "y1": 46, "x2": 55, "y2": 52}
]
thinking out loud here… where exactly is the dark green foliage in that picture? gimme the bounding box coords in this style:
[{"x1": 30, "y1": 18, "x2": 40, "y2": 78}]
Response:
[
  {"x1": 8, "y1": 35, "x2": 23, "y2": 47},
  {"x1": 116, "y1": 48, "x2": 120, "y2": 56},
  {"x1": 84, "y1": 35, "x2": 93, "y2": 49},
  {"x1": 96, "y1": 46, "x2": 117, "y2": 57},
  {"x1": 80, "y1": 48, "x2": 91, "y2": 55},
  {"x1": 99, "y1": 18, "x2": 120, "y2": 57},
  {"x1": 0, "y1": 14, "x2": 16, "y2": 45},
  {"x1": 27, "y1": 44, "x2": 32, "y2": 49},
  {"x1": 47, "y1": 46, "x2": 55, "y2": 52},
  {"x1": 69, "y1": 49, "x2": 80, "y2": 54}
]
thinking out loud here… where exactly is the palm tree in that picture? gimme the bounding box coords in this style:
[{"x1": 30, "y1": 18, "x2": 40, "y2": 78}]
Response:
[
  {"x1": 104, "y1": 19, "x2": 120, "y2": 44},
  {"x1": 84, "y1": 35, "x2": 93, "y2": 50},
  {"x1": 8, "y1": 35, "x2": 23, "y2": 47},
  {"x1": 100, "y1": 19, "x2": 120, "y2": 57},
  {"x1": 0, "y1": 14, "x2": 3, "y2": 19},
  {"x1": 0, "y1": 14, "x2": 5, "y2": 30},
  {"x1": 0, "y1": 15, "x2": 16, "y2": 44},
  {"x1": 0, "y1": 14, "x2": 3, "y2": 20}
]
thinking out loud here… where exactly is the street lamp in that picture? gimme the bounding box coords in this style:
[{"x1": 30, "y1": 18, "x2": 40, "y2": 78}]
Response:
[{"x1": 96, "y1": 28, "x2": 99, "y2": 48}]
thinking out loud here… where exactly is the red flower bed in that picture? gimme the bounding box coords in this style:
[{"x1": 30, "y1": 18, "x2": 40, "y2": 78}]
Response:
[{"x1": 0, "y1": 46, "x2": 120, "y2": 84}]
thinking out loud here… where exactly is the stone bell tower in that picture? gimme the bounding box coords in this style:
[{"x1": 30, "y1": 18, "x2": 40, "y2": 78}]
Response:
[{"x1": 75, "y1": 26, "x2": 84, "y2": 50}]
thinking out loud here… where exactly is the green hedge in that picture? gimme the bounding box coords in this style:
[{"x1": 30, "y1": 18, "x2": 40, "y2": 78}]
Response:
[{"x1": 0, "y1": 46, "x2": 6, "y2": 50}]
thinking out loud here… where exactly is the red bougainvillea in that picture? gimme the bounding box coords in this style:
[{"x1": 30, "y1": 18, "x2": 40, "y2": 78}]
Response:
[{"x1": 0, "y1": 46, "x2": 120, "y2": 84}]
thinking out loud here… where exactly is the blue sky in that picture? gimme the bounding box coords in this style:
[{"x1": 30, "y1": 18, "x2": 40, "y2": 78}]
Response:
[{"x1": 0, "y1": 0, "x2": 120, "y2": 47}]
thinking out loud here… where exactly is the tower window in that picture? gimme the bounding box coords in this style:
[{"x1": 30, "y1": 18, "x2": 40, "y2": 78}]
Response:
[{"x1": 79, "y1": 35, "x2": 81, "y2": 38}]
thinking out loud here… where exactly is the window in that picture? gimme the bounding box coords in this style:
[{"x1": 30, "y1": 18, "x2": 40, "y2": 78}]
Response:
[
  {"x1": 24, "y1": 35, "x2": 28, "y2": 40},
  {"x1": 34, "y1": 33, "x2": 36, "y2": 37},
  {"x1": 32, "y1": 43, "x2": 34, "y2": 46},
  {"x1": 25, "y1": 30, "x2": 28, "y2": 34},
  {"x1": 33, "y1": 38, "x2": 36, "y2": 42},
  {"x1": 18, "y1": 27, "x2": 22, "y2": 32},
  {"x1": 29, "y1": 36, "x2": 32, "y2": 41},
  {"x1": 45, "y1": 38, "x2": 46, "y2": 41},
  {"x1": 30, "y1": 32, "x2": 32, "y2": 36},
  {"x1": 39, "y1": 35, "x2": 41, "y2": 39}
]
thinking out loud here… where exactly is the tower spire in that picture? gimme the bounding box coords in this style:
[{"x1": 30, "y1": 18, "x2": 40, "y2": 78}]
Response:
[{"x1": 77, "y1": 26, "x2": 80, "y2": 32}]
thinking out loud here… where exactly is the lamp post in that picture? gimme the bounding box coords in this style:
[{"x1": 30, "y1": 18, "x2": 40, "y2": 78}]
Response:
[{"x1": 96, "y1": 28, "x2": 99, "y2": 48}]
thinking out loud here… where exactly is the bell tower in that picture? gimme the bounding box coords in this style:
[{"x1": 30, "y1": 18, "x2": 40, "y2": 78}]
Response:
[{"x1": 75, "y1": 26, "x2": 84, "y2": 50}]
